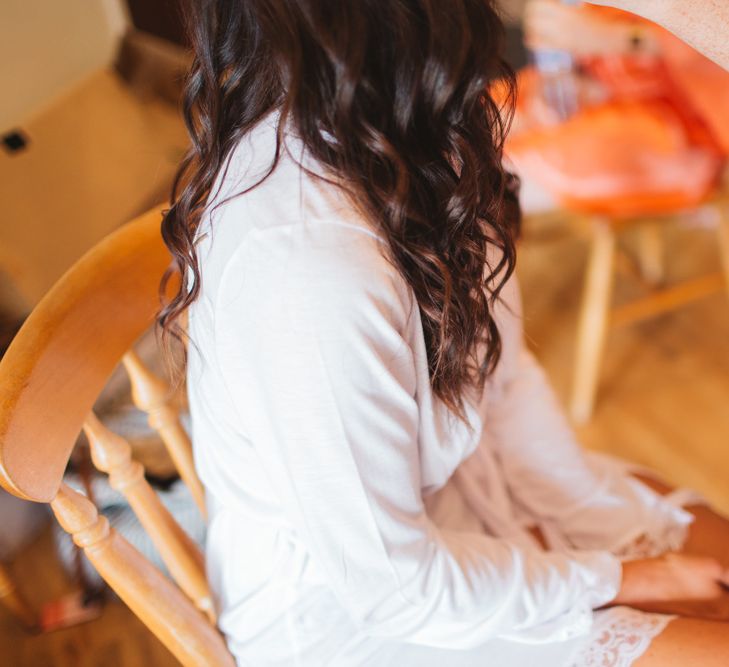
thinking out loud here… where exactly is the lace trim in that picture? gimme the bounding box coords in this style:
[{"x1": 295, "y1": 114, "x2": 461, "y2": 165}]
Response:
[
  {"x1": 568, "y1": 485, "x2": 698, "y2": 665},
  {"x1": 569, "y1": 607, "x2": 675, "y2": 667},
  {"x1": 612, "y1": 485, "x2": 703, "y2": 560},
  {"x1": 613, "y1": 518, "x2": 691, "y2": 560}
]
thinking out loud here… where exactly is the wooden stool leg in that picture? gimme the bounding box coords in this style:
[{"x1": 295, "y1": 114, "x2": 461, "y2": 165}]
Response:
[
  {"x1": 0, "y1": 560, "x2": 36, "y2": 630},
  {"x1": 717, "y1": 209, "x2": 729, "y2": 298},
  {"x1": 637, "y1": 222, "x2": 664, "y2": 285},
  {"x1": 570, "y1": 221, "x2": 616, "y2": 424}
]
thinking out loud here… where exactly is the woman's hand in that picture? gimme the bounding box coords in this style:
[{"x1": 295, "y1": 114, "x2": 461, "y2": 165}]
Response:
[{"x1": 612, "y1": 552, "x2": 729, "y2": 621}]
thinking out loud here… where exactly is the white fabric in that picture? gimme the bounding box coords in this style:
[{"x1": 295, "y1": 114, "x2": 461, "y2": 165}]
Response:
[{"x1": 186, "y1": 113, "x2": 694, "y2": 666}]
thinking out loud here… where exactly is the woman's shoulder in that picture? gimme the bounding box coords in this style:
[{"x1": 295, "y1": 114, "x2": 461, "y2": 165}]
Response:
[
  {"x1": 216, "y1": 219, "x2": 413, "y2": 336},
  {"x1": 195, "y1": 136, "x2": 413, "y2": 331},
  {"x1": 200, "y1": 193, "x2": 403, "y2": 311},
  {"x1": 194, "y1": 115, "x2": 401, "y2": 306}
]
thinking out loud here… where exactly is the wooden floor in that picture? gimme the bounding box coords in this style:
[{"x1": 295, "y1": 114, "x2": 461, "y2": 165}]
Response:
[
  {"x1": 0, "y1": 528, "x2": 177, "y2": 667},
  {"x1": 519, "y1": 216, "x2": 729, "y2": 514}
]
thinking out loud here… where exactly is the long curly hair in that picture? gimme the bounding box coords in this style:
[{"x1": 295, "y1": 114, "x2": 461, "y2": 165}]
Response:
[{"x1": 158, "y1": 0, "x2": 520, "y2": 423}]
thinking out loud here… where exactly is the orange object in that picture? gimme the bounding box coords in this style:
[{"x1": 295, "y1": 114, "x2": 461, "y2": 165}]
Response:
[
  {"x1": 40, "y1": 590, "x2": 103, "y2": 633},
  {"x1": 504, "y1": 15, "x2": 728, "y2": 218},
  {"x1": 508, "y1": 94, "x2": 722, "y2": 217},
  {"x1": 659, "y1": 31, "x2": 729, "y2": 155}
]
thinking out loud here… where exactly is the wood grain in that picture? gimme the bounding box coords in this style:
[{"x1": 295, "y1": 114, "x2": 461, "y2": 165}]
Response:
[
  {"x1": 520, "y1": 214, "x2": 729, "y2": 514},
  {"x1": 122, "y1": 351, "x2": 207, "y2": 518},
  {"x1": 50, "y1": 484, "x2": 232, "y2": 667},
  {"x1": 0, "y1": 561, "x2": 36, "y2": 630},
  {"x1": 84, "y1": 413, "x2": 214, "y2": 623},
  {"x1": 0, "y1": 526, "x2": 179, "y2": 667},
  {"x1": 0, "y1": 206, "x2": 174, "y2": 503}
]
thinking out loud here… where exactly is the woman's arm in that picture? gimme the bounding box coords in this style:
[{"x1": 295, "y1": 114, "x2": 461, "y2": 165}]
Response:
[
  {"x1": 586, "y1": 0, "x2": 729, "y2": 69},
  {"x1": 478, "y1": 277, "x2": 688, "y2": 551},
  {"x1": 212, "y1": 220, "x2": 623, "y2": 648},
  {"x1": 474, "y1": 275, "x2": 729, "y2": 617}
]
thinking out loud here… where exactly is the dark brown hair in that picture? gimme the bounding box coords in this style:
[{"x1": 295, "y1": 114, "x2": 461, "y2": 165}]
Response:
[{"x1": 159, "y1": 0, "x2": 519, "y2": 422}]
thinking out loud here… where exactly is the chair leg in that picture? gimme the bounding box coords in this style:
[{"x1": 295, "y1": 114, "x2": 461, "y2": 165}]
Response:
[
  {"x1": 717, "y1": 209, "x2": 729, "y2": 299},
  {"x1": 637, "y1": 222, "x2": 664, "y2": 285},
  {"x1": 0, "y1": 560, "x2": 36, "y2": 630},
  {"x1": 570, "y1": 221, "x2": 616, "y2": 424}
]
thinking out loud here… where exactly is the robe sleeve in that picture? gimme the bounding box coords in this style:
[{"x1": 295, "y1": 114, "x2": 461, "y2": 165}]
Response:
[
  {"x1": 481, "y1": 275, "x2": 695, "y2": 557},
  {"x1": 212, "y1": 222, "x2": 622, "y2": 649}
]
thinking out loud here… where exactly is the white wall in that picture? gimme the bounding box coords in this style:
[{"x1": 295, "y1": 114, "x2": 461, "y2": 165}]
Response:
[{"x1": 0, "y1": 0, "x2": 129, "y2": 130}]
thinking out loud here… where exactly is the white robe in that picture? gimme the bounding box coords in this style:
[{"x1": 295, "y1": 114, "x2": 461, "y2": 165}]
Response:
[{"x1": 186, "y1": 113, "x2": 696, "y2": 666}]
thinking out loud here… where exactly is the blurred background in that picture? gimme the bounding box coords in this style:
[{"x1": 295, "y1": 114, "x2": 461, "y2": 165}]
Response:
[{"x1": 0, "y1": 0, "x2": 727, "y2": 664}]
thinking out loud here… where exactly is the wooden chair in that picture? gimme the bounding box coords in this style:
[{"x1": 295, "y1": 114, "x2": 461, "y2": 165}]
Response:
[
  {"x1": 0, "y1": 206, "x2": 235, "y2": 666},
  {"x1": 569, "y1": 192, "x2": 729, "y2": 424}
]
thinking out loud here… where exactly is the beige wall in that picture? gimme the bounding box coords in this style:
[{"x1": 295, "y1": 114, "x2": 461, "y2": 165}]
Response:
[
  {"x1": 0, "y1": 1, "x2": 526, "y2": 131},
  {"x1": 0, "y1": 0, "x2": 129, "y2": 130},
  {"x1": 498, "y1": 0, "x2": 528, "y2": 24}
]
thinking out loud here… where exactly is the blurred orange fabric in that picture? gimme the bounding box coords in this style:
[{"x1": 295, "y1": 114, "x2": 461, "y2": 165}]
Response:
[{"x1": 504, "y1": 9, "x2": 728, "y2": 218}]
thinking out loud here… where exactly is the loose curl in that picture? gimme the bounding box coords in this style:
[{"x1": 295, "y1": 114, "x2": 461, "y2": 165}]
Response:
[{"x1": 159, "y1": 0, "x2": 520, "y2": 423}]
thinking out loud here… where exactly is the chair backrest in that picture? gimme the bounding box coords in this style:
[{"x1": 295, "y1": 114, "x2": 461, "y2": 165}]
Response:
[{"x1": 0, "y1": 206, "x2": 235, "y2": 667}]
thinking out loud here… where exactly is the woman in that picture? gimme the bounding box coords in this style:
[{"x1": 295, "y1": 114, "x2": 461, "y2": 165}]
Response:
[{"x1": 158, "y1": 2, "x2": 729, "y2": 665}]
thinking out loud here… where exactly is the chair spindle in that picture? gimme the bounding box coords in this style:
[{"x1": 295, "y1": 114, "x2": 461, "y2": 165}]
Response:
[
  {"x1": 50, "y1": 483, "x2": 233, "y2": 667},
  {"x1": 83, "y1": 412, "x2": 215, "y2": 623},
  {"x1": 122, "y1": 350, "x2": 207, "y2": 517}
]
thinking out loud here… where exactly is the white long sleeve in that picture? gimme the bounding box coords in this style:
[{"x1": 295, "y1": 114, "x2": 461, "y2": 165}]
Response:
[
  {"x1": 209, "y1": 219, "x2": 622, "y2": 650},
  {"x1": 476, "y1": 283, "x2": 695, "y2": 555}
]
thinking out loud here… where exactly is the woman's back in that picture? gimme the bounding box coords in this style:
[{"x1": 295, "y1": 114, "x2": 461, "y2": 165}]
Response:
[
  {"x1": 183, "y1": 113, "x2": 659, "y2": 666},
  {"x1": 185, "y1": 114, "x2": 487, "y2": 663}
]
